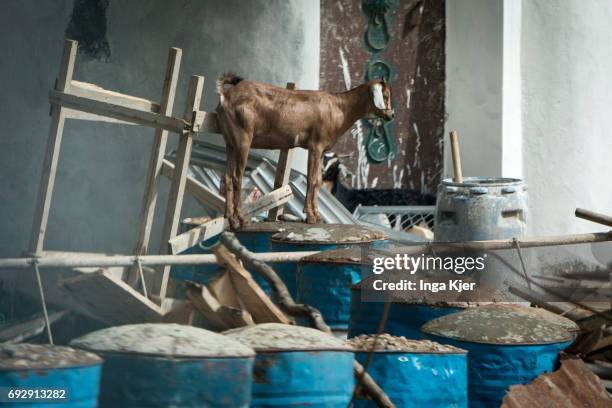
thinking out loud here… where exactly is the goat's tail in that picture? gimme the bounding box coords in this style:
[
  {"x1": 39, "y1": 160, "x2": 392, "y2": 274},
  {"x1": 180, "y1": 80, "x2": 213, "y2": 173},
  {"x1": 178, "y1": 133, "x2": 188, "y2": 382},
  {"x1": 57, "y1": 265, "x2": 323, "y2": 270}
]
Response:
[{"x1": 216, "y1": 71, "x2": 243, "y2": 99}]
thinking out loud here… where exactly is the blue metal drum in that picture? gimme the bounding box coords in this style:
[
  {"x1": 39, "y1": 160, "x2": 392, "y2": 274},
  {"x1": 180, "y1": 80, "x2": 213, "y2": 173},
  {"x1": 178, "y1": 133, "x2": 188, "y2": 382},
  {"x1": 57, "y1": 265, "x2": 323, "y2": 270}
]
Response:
[
  {"x1": 297, "y1": 247, "x2": 372, "y2": 335},
  {"x1": 71, "y1": 323, "x2": 255, "y2": 407},
  {"x1": 422, "y1": 304, "x2": 578, "y2": 408},
  {"x1": 349, "y1": 273, "x2": 509, "y2": 339},
  {"x1": 225, "y1": 323, "x2": 355, "y2": 407},
  {"x1": 434, "y1": 177, "x2": 528, "y2": 242},
  {"x1": 0, "y1": 343, "x2": 102, "y2": 408},
  {"x1": 348, "y1": 335, "x2": 467, "y2": 407},
  {"x1": 270, "y1": 224, "x2": 387, "y2": 298}
]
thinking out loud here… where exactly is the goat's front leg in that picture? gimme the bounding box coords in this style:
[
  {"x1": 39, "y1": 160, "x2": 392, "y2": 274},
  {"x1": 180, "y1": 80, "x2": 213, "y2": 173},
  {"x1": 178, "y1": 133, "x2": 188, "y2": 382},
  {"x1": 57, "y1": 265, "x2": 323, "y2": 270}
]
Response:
[
  {"x1": 305, "y1": 147, "x2": 323, "y2": 224},
  {"x1": 233, "y1": 142, "x2": 250, "y2": 227}
]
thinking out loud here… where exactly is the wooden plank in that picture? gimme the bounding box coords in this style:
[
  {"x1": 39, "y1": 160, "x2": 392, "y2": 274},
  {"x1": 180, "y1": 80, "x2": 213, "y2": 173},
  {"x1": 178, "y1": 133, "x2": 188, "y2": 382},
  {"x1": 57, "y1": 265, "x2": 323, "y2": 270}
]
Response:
[
  {"x1": 192, "y1": 111, "x2": 220, "y2": 133},
  {"x1": 185, "y1": 281, "x2": 253, "y2": 330},
  {"x1": 208, "y1": 270, "x2": 241, "y2": 308},
  {"x1": 59, "y1": 270, "x2": 164, "y2": 325},
  {"x1": 48, "y1": 90, "x2": 187, "y2": 134},
  {"x1": 0, "y1": 310, "x2": 68, "y2": 343},
  {"x1": 30, "y1": 39, "x2": 77, "y2": 254},
  {"x1": 161, "y1": 159, "x2": 225, "y2": 212},
  {"x1": 64, "y1": 108, "x2": 136, "y2": 125},
  {"x1": 214, "y1": 245, "x2": 290, "y2": 324},
  {"x1": 128, "y1": 48, "x2": 182, "y2": 286},
  {"x1": 70, "y1": 80, "x2": 160, "y2": 113},
  {"x1": 167, "y1": 185, "x2": 292, "y2": 255},
  {"x1": 267, "y1": 82, "x2": 296, "y2": 221},
  {"x1": 160, "y1": 297, "x2": 195, "y2": 325},
  {"x1": 157, "y1": 75, "x2": 204, "y2": 299},
  {"x1": 244, "y1": 184, "x2": 293, "y2": 217},
  {"x1": 169, "y1": 217, "x2": 227, "y2": 255}
]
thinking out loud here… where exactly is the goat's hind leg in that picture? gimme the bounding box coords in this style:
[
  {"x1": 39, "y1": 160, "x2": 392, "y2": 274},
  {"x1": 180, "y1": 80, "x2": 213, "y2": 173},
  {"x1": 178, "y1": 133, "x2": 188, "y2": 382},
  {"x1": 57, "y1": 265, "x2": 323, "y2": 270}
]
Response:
[
  {"x1": 305, "y1": 147, "x2": 323, "y2": 224},
  {"x1": 233, "y1": 142, "x2": 250, "y2": 227}
]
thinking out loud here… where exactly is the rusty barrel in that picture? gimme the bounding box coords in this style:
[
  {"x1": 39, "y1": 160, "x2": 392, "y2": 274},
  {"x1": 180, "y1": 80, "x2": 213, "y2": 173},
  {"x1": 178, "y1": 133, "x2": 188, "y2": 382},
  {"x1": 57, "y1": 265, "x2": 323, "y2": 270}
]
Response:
[
  {"x1": 434, "y1": 177, "x2": 528, "y2": 242},
  {"x1": 270, "y1": 224, "x2": 387, "y2": 298},
  {"x1": 349, "y1": 271, "x2": 510, "y2": 339},
  {"x1": 71, "y1": 323, "x2": 255, "y2": 407},
  {"x1": 0, "y1": 344, "x2": 102, "y2": 407},
  {"x1": 348, "y1": 334, "x2": 468, "y2": 407},
  {"x1": 225, "y1": 323, "x2": 354, "y2": 407},
  {"x1": 422, "y1": 304, "x2": 578, "y2": 408}
]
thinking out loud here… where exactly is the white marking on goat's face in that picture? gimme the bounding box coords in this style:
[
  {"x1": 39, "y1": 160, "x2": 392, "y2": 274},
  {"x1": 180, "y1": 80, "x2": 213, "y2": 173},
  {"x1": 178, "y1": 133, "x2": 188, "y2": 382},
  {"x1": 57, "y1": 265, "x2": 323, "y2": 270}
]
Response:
[{"x1": 372, "y1": 83, "x2": 387, "y2": 110}]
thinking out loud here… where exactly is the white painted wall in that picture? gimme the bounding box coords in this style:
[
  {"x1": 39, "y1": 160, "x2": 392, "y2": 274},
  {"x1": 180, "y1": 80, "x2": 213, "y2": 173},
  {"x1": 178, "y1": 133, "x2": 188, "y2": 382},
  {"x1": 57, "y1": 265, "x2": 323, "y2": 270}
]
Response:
[
  {"x1": 521, "y1": 0, "x2": 612, "y2": 235},
  {"x1": 446, "y1": 0, "x2": 612, "y2": 235}
]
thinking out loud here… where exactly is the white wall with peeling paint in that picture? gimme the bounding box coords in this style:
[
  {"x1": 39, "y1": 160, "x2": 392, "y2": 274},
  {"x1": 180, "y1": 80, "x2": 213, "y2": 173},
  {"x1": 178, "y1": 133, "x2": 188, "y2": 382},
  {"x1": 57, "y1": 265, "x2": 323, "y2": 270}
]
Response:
[{"x1": 446, "y1": 0, "x2": 612, "y2": 235}]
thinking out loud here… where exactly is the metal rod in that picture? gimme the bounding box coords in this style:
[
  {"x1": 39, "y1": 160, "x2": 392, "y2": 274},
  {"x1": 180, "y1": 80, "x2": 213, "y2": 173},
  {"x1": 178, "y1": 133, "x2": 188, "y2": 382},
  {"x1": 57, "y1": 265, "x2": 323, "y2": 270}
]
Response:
[
  {"x1": 0, "y1": 251, "x2": 319, "y2": 270},
  {"x1": 33, "y1": 262, "x2": 53, "y2": 344},
  {"x1": 575, "y1": 208, "x2": 612, "y2": 228}
]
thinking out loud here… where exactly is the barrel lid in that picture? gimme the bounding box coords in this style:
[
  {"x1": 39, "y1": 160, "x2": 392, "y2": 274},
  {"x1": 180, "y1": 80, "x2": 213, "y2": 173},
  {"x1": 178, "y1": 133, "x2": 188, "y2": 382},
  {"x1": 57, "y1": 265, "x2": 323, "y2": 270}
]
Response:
[
  {"x1": 224, "y1": 323, "x2": 352, "y2": 352},
  {"x1": 300, "y1": 247, "x2": 381, "y2": 265},
  {"x1": 422, "y1": 304, "x2": 578, "y2": 345},
  {"x1": 353, "y1": 271, "x2": 511, "y2": 307},
  {"x1": 346, "y1": 334, "x2": 466, "y2": 354},
  {"x1": 271, "y1": 224, "x2": 386, "y2": 244},
  {"x1": 441, "y1": 177, "x2": 524, "y2": 188},
  {"x1": 71, "y1": 323, "x2": 255, "y2": 358},
  {"x1": 236, "y1": 221, "x2": 295, "y2": 234},
  {"x1": 0, "y1": 344, "x2": 101, "y2": 371}
]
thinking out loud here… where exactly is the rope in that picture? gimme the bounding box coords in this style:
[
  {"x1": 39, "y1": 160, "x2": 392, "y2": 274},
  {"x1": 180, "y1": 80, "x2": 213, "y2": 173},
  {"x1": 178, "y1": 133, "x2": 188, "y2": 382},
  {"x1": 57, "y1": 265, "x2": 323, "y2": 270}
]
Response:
[
  {"x1": 32, "y1": 259, "x2": 53, "y2": 344},
  {"x1": 512, "y1": 238, "x2": 532, "y2": 290}
]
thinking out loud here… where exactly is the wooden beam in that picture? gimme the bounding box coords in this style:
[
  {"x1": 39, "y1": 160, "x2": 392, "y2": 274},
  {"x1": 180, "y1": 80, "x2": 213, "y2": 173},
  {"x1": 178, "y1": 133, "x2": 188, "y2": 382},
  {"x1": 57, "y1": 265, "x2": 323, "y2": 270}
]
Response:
[
  {"x1": 49, "y1": 90, "x2": 187, "y2": 134},
  {"x1": 60, "y1": 270, "x2": 164, "y2": 325},
  {"x1": 267, "y1": 82, "x2": 296, "y2": 221},
  {"x1": 169, "y1": 216, "x2": 227, "y2": 255},
  {"x1": 214, "y1": 245, "x2": 291, "y2": 324},
  {"x1": 185, "y1": 281, "x2": 253, "y2": 330},
  {"x1": 30, "y1": 39, "x2": 77, "y2": 254},
  {"x1": 157, "y1": 75, "x2": 204, "y2": 299},
  {"x1": 167, "y1": 185, "x2": 293, "y2": 255},
  {"x1": 70, "y1": 80, "x2": 160, "y2": 113},
  {"x1": 192, "y1": 111, "x2": 220, "y2": 134},
  {"x1": 161, "y1": 159, "x2": 225, "y2": 213},
  {"x1": 64, "y1": 108, "x2": 136, "y2": 125},
  {"x1": 128, "y1": 48, "x2": 182, "y2": 286}
]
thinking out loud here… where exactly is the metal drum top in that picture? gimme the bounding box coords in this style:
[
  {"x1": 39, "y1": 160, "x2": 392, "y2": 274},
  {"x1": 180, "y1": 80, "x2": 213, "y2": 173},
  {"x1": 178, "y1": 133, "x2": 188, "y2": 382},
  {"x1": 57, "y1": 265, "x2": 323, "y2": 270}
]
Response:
[
  {"x1": 71, "y1": 323, "x2": 255, "y2": 358},
  {"x1": 224, "y1": 323, "x2": 352, "y2": 352},
  {"x1": 299, "y1": 246, "x2": 393, "y2": 265},
  {"x1": 440, "y1": 177, "x2": 525, "y2": 188},
  {"x1": 0, "y1": 344, "x2": 101, "y2": 371},
  {"x1": 346, "y1": 334, "x2": 465, "y2": 354},
  {"x1": 236, "y1": 221, "x2": 296, "y2": 234},
  {"x1": 422, "y1": 304, "x2": 578, "y2": 345},
  {"x1": 271, "y1": 224, "x2": 386, "y2": 245}
]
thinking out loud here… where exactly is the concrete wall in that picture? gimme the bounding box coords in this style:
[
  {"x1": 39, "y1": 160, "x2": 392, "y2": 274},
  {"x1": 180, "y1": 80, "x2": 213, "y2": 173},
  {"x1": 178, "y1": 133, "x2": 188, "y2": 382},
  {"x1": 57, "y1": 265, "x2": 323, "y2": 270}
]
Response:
[
  {"x1": 0, "y1": 0, "x2": 319, "y2": 258},
  {"x1": 446, "y1": 0, "x2": 612, "y2": 236},
  {"x1": 522, "y1": 0, "x2": 612, "y2": 235}
]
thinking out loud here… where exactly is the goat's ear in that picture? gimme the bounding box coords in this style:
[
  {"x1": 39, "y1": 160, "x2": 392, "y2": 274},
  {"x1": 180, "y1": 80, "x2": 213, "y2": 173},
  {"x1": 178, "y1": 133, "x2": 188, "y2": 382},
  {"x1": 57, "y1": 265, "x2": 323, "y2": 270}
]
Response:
[{"x1": 371, "y1": 83, "x2": 386, "y2": 110}]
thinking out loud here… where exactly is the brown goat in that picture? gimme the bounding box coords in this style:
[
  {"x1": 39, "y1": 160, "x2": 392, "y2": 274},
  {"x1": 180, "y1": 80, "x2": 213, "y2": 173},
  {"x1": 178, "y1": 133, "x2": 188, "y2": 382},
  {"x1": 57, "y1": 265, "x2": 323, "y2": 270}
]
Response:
[{"x1": 216, "y1": 72, "x2": 394, "y2": 229}]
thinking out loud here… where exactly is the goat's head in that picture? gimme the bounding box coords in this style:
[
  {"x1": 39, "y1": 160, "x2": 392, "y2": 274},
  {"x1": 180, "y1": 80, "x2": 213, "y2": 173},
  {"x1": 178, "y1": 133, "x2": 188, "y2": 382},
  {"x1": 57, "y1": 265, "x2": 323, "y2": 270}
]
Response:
[{"x1": 368, "y1": 78, "x2": 395, "y2": 121}]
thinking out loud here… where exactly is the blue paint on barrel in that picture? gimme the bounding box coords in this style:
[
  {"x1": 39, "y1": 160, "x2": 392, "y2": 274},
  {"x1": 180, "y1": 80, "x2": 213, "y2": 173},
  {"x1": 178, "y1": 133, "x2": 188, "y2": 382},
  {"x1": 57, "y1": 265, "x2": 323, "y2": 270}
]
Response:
[
  {"x1": 298, "y1": 262, "x2": 362, "y2": 331},
  {"x1": 225, "y1": 323, "x2": 355, "y2": 407},
  {"x1": 353, "y1": 350, "x2": 468, "y2": 407},
  {"x1": 422, "y1": 304, "x2": 578, "y2": 408},
  {"x1": 93, "y1": 353, "x2": 253, "y2": 407},
  {"x1": 251, "y1": 351, "x2": 354, "y2": 407},
  {"x1": 170, "y1": 235, "x2": 220, "y2": 284},
  {"x1": 0, "y1": 344, "x2": 102, "y2": 408},
  {"x1": 271, "y1": 224, "x2": 387, "y2": 298},
  {"x1": 348, "y1": 294, "x2": 462, "y2": 339},
  {"x1": 435, "y1": 177, "x2": 528, "y2": 242},
  {"x1": 71, "y1": 323, "x2": 256, "y2": 408}
]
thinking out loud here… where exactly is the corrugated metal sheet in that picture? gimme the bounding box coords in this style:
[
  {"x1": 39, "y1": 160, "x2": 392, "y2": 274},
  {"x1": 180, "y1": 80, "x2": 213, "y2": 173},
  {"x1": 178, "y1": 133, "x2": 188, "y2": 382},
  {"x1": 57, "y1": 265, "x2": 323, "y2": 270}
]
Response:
[{"x1": 501, "y1": 358, "x2": 612, "y2": 408}]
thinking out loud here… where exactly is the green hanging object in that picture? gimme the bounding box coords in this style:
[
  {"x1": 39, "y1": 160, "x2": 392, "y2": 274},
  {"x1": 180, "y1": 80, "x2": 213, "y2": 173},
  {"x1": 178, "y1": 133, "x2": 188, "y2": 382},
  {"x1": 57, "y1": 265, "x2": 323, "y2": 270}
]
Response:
[
  {"x1": 362, "y1": 0, "x2": 394, "y2": 51},
  {"x1": 365, "y1": 120, "x2": 394, "y2": 163}
]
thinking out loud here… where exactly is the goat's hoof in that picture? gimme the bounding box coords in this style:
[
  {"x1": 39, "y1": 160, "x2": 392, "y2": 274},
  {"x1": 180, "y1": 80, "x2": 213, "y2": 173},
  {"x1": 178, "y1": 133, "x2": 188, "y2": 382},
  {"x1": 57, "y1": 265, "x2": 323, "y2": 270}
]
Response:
[
  {"x1": 228, "y1": 217, "x2": 241, "y2": 230},
  {"x1": 237, "y1": 214, "x2": 250, "y2": 227},
  {"x1": 305, "y1": 215, "x2": 318, "y2": 224}
]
